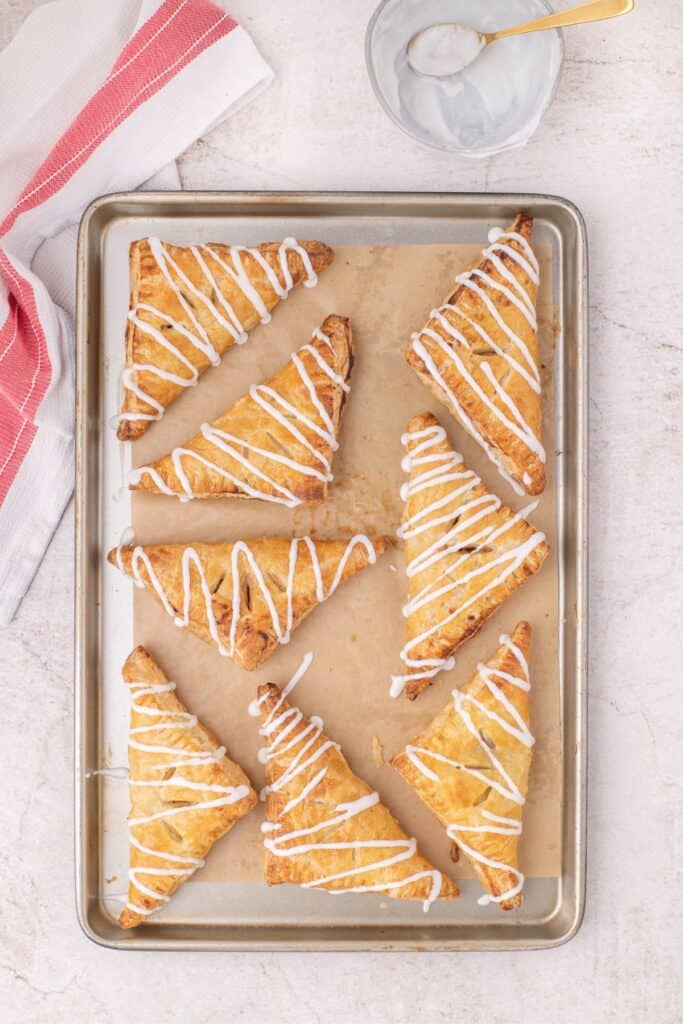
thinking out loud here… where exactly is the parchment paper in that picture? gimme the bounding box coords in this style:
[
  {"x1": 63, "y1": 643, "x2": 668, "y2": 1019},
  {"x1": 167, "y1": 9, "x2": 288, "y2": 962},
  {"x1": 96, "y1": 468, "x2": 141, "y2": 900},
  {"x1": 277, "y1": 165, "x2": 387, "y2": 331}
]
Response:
[{"x1": 131, "y1": 242, "x2": 560, "y2": 886}]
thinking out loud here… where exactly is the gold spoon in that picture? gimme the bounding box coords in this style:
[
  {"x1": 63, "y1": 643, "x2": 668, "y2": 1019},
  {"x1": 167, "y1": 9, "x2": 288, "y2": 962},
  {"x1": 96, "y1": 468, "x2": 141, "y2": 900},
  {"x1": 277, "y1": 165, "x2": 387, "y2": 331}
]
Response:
[{"x1": 407, "y1": 0, "x2": 635, "y2": 78}]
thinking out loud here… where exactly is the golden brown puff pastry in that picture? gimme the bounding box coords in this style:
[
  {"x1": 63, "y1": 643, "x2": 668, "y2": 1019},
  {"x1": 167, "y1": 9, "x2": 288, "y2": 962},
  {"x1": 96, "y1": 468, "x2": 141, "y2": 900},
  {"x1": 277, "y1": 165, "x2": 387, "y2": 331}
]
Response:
[
  {"x1": 392, "y1": 622, "x2": 534, "y2": 911},
  {"x1": 391, "y1": 413, "x2": 548, "y2": 700},
  {"x1": 117, "y1": 237, "x2": 334, "y2": 442},
  {"x1": 108, "y1": 535, "x2": 391, "y2": 671},
  {"x1": 129, "y1": 314, "x2": 352, "y2": 506},
  {"x1": 256, "y1": 681, "x2": 460, "y2": 906},
  {"x1": 406, "y1": 214, "x2": 546, "y2": 496},
  {"x1": 118, "y1": 645, "x2": 257, "y2": 929}
]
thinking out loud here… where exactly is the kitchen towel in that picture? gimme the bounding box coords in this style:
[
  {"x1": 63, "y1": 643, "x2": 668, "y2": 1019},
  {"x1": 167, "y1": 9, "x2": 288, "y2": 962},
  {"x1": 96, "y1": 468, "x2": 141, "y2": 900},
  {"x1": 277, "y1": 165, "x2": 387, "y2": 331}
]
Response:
[{"x1": 0, "y1": 0, "x2": 273, "y2": 624}]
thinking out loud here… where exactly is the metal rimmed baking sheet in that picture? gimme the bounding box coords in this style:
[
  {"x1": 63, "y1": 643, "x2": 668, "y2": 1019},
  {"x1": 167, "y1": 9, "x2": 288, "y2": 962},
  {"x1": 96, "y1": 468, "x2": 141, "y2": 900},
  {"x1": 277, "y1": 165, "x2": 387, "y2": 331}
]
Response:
[{"x1": 75, "y1": 191, "x2": 587, "y2": 951}]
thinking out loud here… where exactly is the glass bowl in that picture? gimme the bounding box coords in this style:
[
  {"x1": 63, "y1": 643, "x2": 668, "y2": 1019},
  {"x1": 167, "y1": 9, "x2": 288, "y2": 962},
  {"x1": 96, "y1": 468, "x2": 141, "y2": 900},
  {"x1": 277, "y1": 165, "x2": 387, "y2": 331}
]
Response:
[{"x1": 365, "y1": 0, "x2": 564, "y2": 157}]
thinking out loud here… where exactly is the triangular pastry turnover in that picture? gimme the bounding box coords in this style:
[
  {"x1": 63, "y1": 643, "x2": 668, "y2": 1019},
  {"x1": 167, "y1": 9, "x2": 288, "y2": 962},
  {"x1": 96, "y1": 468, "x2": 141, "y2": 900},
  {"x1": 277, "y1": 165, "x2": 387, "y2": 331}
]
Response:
[
  {"x1": 406, "y1": 214, "x2": 546, "y2": 496},
  {"x1": 391, "y1": 413, "x2": 548, "y2": 699},
  {"x1": 117, "y1": 236, "x2": 334, "y2": 441},
  {"x1": 392, "y1": 622, "x2": 534, "y2": 910},
  {"x1": 255, "y1": 681, "x2": 460, "y2": 907},
  {"x1": 130, "y1": 314, "x2": 352, "y2": 505},
  {"x1": 118, "y1": 645, "x2": 257, "y2": 928},
  {"x1": 108, "y1": 535, "x2": 391, "y2": 671}
]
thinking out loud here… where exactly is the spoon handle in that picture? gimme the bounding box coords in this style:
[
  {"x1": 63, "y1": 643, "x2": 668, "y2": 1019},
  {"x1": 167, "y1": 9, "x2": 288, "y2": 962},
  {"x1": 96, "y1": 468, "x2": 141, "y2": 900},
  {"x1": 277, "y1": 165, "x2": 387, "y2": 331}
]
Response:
[{"x1": 488, "y1": 0, "x2": 634, "y2": 43}]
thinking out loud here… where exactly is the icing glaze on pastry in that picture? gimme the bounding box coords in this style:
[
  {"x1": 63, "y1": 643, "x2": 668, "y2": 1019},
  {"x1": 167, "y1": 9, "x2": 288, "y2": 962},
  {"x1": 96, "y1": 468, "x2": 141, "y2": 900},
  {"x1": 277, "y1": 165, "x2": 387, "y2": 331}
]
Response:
[
  {"x1": 129, "y1": 319, "x2": 351, "y2": 506},
  {"x1": 114, "y1": 534, "x2": 382, "y2": 663},
  {"x1": 255, "y1": 665, "x2": 448, "y2": 911},
  {"x1": 402, "y1": 632, "x2": 533, "y2": 907},
  {"x1": 406, "y1": 214, "x2": 545, "y2": 496},
  {"x1": 248, "y1": 649, "x2": 314, "y2": 720},
  {"x1": 391, "y1": 415, "x2": 547, "y2": 698},
  {"x1": 117, "y1": 237, "x2": 326, "y2": 435},
  {"x1": 124, "y1": 675, "x2": 251, "y2": 919}
]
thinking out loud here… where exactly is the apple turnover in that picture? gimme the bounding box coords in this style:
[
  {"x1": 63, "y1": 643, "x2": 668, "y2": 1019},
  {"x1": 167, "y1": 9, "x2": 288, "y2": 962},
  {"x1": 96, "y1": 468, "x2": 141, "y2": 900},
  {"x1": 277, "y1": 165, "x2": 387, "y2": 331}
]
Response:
[
  {"x1": 392, "y1": 623, "x2": 534, "y2": 910},
  {"x1": 130, "y1": 315, "x2": 352, "y2": 505},
  {"x1": 391, "y1": 412, "x2": 548, "y2": 699},
  {"x1": 118, "y1": 646, "x2": 257, "y2": 928},
  {"x1": 108, "y1": 535, "x2": 391, "y2": 670},
  {"x1": 406, "y1": 214, "x2": 545, "y2": 495},
  {"x1": 254, "y1": 680, "x2": 459, "y2": 908}
]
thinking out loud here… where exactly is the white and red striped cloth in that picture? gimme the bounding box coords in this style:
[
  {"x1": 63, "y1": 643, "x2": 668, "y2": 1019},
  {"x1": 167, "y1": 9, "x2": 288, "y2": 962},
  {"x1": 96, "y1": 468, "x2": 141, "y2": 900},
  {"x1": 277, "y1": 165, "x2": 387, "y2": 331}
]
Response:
[{"x1": 0, "y1": 0, "x2": 273, "y2": 624}]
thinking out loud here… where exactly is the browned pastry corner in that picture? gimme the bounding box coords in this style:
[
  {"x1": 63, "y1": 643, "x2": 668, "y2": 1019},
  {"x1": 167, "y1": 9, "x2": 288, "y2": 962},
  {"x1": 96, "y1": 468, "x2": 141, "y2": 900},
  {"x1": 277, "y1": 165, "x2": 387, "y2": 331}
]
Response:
[
  {"x1": 108, "y1": 535, "x2": 392, "y2": 670},
  {"x1": 392, "y1": 412, "x2": 548, "y2": 699},
  {"x1": 118, "y1": 238, "x2": 334, "y2": 441},
  {"x1": 257, "y1": 681, "x2": 459, "y2": 905},
  {"x1": 392, "y1": 622, "x2": 533, "y2": 911},
  {"x1": 130, "y1": 314, "x2": 353, "y2": 505},
  {"x1": 406, "y1": 214, "x2": 546, "y2": 496},
  {"x1": 118, "y1": 645, "x2": 257, "y2": 929}
]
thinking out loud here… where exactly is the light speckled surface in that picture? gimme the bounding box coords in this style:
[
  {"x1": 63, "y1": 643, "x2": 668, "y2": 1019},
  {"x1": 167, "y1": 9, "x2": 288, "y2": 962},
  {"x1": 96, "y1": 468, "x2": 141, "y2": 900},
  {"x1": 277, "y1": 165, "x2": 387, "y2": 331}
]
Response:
[{"x1": 0, "y1": 1, "x2": 680, "y2": 1021}]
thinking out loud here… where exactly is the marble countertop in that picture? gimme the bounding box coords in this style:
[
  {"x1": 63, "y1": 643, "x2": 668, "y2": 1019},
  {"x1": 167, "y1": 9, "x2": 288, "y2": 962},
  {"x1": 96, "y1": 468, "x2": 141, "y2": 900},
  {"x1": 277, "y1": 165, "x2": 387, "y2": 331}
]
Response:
[{"x1": 1, "y1": 1, "x2": 680, "y2": 1021}]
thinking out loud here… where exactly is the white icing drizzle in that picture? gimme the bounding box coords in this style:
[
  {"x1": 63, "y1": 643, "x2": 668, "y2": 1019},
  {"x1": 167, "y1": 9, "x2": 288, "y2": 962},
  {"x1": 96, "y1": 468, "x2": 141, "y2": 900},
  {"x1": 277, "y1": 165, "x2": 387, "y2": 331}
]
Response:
[
  {"x1": 409, "y1": 228, "x2": 545, "y2": 493},
  {"x1": 248, "y1": 650, "x2": 314, "y2": 720},
  {"x1": 390, "y1": 423, "x2": 545, "y2": 697},
  {"x1": 116, "y1": 535, "x2": 378, "y2": 659},
  {"x1": 123, "y1": 677, "x2": 250, "y2": 919},
  {"x1": 257, "y1": 672, "x2": 443, "y2": 912},
  {"x1": 404, "y1": 633, "x2": 533, "y2": 907},
  {"x1": 116, "y1": 236, "x2": 320, "y2": 430},
  {"x1": 129, "y1": 327, "x2": 347, "y2": 505},
  {"x1": 312, "y1": 326, "x2": 334, "y2": 349}
]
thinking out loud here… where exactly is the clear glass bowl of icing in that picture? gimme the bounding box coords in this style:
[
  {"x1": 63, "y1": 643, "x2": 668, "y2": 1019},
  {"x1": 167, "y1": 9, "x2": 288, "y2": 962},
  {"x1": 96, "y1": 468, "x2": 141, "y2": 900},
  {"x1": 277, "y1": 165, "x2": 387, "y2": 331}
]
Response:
[{"x1": 365, "y1": 0, "x2": 564, "y2": 157}]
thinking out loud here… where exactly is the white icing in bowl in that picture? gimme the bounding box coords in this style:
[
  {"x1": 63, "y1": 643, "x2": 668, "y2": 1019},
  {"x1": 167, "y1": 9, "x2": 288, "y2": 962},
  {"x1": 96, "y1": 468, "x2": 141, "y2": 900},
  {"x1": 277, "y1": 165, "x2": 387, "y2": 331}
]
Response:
[
  {"x1": 407, "y1": 23, "x2": 485, "y2": 77},
  {"x1": 366, "y1": 0, "x2": 564, "y2": 157}
]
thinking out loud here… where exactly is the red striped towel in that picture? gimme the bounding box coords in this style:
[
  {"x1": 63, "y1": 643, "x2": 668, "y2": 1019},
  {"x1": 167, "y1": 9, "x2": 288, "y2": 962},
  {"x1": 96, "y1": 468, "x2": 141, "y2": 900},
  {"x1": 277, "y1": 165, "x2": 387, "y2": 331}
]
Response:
[{"x1": 0, "y1": 0, "x2": 272, "y2": 624}]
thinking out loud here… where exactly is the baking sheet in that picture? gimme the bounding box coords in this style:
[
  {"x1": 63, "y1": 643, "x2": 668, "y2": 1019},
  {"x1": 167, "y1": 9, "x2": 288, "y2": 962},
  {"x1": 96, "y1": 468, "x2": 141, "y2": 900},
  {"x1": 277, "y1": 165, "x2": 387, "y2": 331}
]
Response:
[{"x1": 77, "y1": 192, "x2": 587, "y2": 949}]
